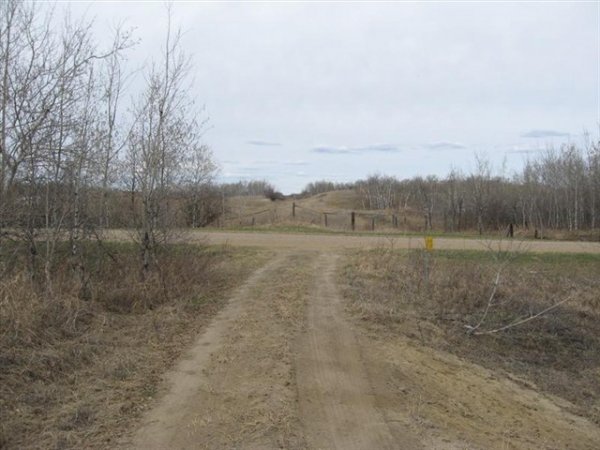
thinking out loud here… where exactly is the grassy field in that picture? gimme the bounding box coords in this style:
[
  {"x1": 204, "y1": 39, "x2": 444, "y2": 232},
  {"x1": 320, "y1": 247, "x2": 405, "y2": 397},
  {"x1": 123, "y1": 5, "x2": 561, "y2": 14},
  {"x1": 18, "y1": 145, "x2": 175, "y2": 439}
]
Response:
[
  {"x1": 340, "y1": 247, "x2": 600, "y2": 426},
  {"x1": 220, "y1": 192, "x2": 600, "y2": 242},
  {"x1": 0, "y1": 242, "x2": 269, "y2": 449}
]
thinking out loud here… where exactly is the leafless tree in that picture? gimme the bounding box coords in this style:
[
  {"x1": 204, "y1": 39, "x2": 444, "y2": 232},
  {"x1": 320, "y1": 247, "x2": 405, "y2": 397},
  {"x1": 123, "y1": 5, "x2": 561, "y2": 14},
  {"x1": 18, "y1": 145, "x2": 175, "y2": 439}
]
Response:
[
  {"x1": 414, "y1": 175, "x2": 438, "y2": 231},
  {"x1": 97, "y1": 26, "x2": 133, "y2": 229},
  {"x1": 127, "y1": 7, "x2": 210, "y2": 273},
  {"x1": 0, "y1": 0, "x2": 131, "y2": 289},
  {"x1": 183, "y1": 143, "x2": 217, "y2": 227},
  {"x1": 468, "y1": 154, "x2": 492, "y2": 235}
]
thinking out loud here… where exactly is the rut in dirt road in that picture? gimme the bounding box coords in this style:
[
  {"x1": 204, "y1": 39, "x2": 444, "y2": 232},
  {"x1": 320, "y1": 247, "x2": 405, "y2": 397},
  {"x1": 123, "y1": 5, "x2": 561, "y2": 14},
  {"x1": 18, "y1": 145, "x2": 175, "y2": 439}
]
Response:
[
  {"x1": 122, "y1": 251, "x2": 417, "y2": 449},
  {"x1": 122, "y1": 253, "x2": 299, "y2": 449},
  {"x1": 296, "y1": 253, "x2": 419, "y2": 450}
]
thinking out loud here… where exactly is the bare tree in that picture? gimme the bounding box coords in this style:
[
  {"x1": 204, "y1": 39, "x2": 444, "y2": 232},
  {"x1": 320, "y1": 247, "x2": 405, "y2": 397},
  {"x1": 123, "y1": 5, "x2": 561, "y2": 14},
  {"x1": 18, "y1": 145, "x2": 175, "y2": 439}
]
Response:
[
  {"x1": 184, "y1": 143, "x2": 217, "y2": 227},
  {"x1": 98, "y1": 27, "x2": 131, "y2": 229},
  {"x1": 0, "y1": 0, "x2": 131, "y2": 289},
  {"x1": 127, "y1": 7, "x2": 210, "y2": 272},
  {"x1": 585, "y1": 134, "x2": 600, "y2": 231},
  {"x1": 414, "y1": 175, "x2": 438, "y2": 231},
  {"x1": 468, "y1": 153, "x2": 492, "y2": 235}
]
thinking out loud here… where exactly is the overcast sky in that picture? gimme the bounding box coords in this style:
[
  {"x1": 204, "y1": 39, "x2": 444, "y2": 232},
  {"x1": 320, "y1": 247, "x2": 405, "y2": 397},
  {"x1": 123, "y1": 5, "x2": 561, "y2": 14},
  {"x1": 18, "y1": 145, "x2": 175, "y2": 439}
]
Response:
[{"x1": 69, "y1": 1, "x2": 599, "y2": 193}]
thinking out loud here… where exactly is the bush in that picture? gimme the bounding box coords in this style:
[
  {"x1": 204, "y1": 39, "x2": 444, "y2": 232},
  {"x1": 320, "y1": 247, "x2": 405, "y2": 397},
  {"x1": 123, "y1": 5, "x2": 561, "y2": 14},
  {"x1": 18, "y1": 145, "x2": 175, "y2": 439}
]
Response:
[{"x1": 263, "y1": 186, "x2": 285, "y2": 201}]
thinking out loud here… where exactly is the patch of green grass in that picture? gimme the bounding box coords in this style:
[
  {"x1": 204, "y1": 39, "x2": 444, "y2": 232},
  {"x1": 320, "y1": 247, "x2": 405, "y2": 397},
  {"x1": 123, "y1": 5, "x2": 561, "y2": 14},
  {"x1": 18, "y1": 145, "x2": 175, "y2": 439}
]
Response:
[
  {"x1": 431, "y1": 249, "x2": 599, "y2": 265},
  {"x1": 356, "y1": 247, "x2": 600, "y2": 265}
]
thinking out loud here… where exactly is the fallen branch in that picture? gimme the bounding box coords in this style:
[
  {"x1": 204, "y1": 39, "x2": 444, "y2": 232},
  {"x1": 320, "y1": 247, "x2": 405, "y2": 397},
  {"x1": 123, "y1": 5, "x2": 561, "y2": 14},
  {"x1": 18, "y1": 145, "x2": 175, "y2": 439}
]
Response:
[
  {"x1": 465, "y1": 270, "x2": 501, "y2": 335},
  {"x1": 470, "y1": 295, "x2": 573, "y2": 336}
]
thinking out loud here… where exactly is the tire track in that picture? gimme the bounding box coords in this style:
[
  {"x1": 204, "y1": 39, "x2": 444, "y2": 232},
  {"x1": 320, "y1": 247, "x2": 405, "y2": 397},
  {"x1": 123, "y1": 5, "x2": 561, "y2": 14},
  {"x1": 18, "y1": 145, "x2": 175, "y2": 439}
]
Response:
[
  {"x1": 122, "y1": 253, "x2": 290, "y2": 449},
  {"x1": 295, "y1": 253, "x2": 417, "y2": 450}
]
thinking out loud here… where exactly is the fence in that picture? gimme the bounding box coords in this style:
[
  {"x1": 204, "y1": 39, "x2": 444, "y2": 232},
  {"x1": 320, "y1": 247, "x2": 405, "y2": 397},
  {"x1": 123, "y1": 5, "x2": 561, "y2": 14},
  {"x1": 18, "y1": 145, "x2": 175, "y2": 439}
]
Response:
[{"x1": 220, "y1": 202, "x2": 411, "y2": 232}]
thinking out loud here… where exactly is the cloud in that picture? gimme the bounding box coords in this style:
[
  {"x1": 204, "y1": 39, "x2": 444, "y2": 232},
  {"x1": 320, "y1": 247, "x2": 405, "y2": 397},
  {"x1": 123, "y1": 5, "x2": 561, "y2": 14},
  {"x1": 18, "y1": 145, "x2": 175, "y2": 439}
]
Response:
[
  {"x1": 283, "y1": 160, "x2": 310, "y2": 166},
  {"x1": 424, "y1": 141, "x2": 467, "y2": 150},
  {"x1": 312, "y1": 144, "x2": 399, "y2": 154},
  {"x1": 250, "y1": 160, "x2": 278, "y2": 165},
  {"x1": 312, "y1": 146, "x2": 353, "y2": 154},
  {"x1": 505, "y1": 144, "x2": 545, "y2": 155},
  {"x1": 506, "y1": 149, "x2": 540, "y2": 155},
  {"x1": 247, "y1": 140, "x2": 282, "y2": 147},
  {"x1": 520, "y1": 130, "x2": 570, "y2": 138},
  {"x1": 354, "y1": 144, "x2": 399, "y2": 153}
]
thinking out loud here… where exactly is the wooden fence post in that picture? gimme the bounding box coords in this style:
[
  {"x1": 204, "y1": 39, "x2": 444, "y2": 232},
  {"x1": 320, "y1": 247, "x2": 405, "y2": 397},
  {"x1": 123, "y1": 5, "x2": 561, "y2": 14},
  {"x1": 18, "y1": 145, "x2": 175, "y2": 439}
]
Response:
[
  {"x1": 292, "y1": 202, "x2": 296, "y2": 218},
  {"x1": 351, "y1": 212, "x2": 355, "y2": 231},
  {"x1": 323, "y1": 213, "x2": 328, "y2": 227},
  {"x1": 252, "y1": 216, "x2": 255, "y2": 227}
]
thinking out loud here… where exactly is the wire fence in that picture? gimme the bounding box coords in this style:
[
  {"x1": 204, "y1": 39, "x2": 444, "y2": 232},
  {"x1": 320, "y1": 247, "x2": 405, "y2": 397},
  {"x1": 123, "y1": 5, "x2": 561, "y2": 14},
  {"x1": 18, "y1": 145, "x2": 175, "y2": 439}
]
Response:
[{"x1": 220, "y1": 202, "x2": 410, "y2": 231}]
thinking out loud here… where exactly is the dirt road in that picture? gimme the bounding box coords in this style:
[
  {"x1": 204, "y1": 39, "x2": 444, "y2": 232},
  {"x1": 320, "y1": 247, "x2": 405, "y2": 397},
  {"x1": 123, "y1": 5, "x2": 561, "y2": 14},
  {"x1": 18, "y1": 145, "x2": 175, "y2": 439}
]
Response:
[
  {"x1": 199, "y1": 230, "x2": 600, "y2": 254},
  {"x1": 296, "y1": 253, "x2": 414, "y2": 450},
  {"x1": 121, "y1": 235, "x2": 600, "y2": 449}
]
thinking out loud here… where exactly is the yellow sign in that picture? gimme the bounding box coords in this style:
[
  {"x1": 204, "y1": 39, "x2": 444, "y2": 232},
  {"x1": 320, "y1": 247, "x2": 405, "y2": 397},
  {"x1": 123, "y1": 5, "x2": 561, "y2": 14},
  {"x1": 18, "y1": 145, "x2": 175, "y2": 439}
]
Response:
[{"x1": 425, "y1": 236, "x2": 434, "y2": 251}]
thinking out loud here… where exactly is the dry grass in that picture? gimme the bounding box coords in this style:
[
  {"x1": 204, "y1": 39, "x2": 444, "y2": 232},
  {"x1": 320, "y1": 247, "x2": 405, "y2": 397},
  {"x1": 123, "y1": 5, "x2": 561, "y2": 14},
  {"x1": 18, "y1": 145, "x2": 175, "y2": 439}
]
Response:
[
  {"x1": 341, "y1": 247, "x2": 600, "y2": 425},
  {"x1": 222, "y1": 191, "x2": 600, "y2": 241},
  {"x1": 0, "y1": 242, "x2": 268, "y2": 449}
]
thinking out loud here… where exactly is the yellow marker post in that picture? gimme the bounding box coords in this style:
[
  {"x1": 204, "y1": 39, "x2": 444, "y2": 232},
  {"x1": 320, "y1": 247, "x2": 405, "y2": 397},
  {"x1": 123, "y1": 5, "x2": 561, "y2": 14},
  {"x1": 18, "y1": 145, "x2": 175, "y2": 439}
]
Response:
[{"x1": 425, "y1": 236, "x2": 434, "y2": 251}]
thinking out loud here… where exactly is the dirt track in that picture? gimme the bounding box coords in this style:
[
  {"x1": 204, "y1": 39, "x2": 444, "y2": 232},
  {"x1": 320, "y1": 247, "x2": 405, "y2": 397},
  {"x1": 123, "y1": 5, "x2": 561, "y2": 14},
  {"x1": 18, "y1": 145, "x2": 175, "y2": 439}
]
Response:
[
  {"x1": 120, "y1": 232, "x2": 600, "y2": 449},
  {"x1": 296, "y1": 253, "x2": 411, "y2": 450},
  {"x1": 199, "y1": 230, "x2": 600, "y2": 254}
]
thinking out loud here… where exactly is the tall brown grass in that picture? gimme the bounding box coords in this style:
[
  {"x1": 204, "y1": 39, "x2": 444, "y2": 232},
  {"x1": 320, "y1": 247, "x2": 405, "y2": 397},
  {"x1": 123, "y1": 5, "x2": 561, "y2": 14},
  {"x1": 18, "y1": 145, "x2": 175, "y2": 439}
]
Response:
[
  {"x1": 342, "y1": 247, "x2": 600, "y2": 424},
  {"x1": 0, "y1": 242, "x2": 264, "y2": 449}
]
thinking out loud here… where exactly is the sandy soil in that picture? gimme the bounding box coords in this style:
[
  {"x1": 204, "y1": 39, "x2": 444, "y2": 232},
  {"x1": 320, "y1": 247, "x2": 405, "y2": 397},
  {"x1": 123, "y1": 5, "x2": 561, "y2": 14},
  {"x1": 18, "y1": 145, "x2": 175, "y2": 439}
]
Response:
[
  {"x1": 119, "y1": 232, "x2": 599, "y2": 449},
  {"x1": 296, "y1": 253, "x2": 416, "y2": 450}
]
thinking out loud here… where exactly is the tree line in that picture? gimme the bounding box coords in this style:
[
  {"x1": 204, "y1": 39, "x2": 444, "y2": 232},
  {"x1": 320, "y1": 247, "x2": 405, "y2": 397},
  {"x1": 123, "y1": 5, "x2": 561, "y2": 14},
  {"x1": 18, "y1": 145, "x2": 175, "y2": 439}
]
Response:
[{"x1": 352, "y1": 143, "x2": 599, "y2": 235}]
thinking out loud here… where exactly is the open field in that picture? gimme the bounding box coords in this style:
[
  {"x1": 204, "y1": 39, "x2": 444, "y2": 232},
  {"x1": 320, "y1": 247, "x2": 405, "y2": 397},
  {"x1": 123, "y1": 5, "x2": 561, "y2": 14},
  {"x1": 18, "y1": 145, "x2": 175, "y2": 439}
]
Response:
[
  {"x1": 341, "y1": 248, "x2": 600, "y2": 430},
  {"x1": 111, "y1": 232, "x2": 597, "y2": 449},
  {"x1": 2, "y1": 231, "x2": 599, "y2": 449},
  {"x1": 221, "y1": 191, "x2": 600, "y2": 242},
  {"x1": 3, "y1": 2, "x2": 598, "y2": 449}
]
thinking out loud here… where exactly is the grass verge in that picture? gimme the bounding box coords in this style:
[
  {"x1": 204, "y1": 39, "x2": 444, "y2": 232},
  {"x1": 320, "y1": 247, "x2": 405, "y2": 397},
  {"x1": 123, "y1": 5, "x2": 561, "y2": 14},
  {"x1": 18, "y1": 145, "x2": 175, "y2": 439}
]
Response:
[
  {"x1": 341, "y1": 247, "x2": 600, "y2": 425},
  {"x1": 0, "y1": 242, "x2": 269, "y2": 449}
]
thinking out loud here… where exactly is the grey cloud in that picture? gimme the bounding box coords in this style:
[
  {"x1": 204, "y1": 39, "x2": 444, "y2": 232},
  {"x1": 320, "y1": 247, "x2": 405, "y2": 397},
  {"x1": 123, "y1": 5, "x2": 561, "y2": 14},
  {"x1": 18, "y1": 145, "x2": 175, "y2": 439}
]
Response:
[
  {"x1": 312, "y1": 146, "x2": 353, "y2": 154},
  {"x1": 284, "y1": 161, "x2": 310, "y2": 166},
  {"x1": 250, "y1": 160, "x2": 278, "y2": 165},
  {"x1": 505, "y1": 145, "x2": 544, "y2": 155},
  {"x1": 425, "y1": 141, "x2": 466, "y2": 150},
  {"x1": 506, "y1": 149, "x2": 540, "y2": 155},
  {"x1": 221, "y1": 173, "x2": 253, "y2": 180},
  {"x1": 312, "y1": 144, "x2": 399, "y2": 154},
  {"x1": 520, "y1": 130, "x2": 570, "y2": 138},
  {"x1": 247, "y1": 140, "x2": 282, "y2": 147},
  {"x1": 354, "y1": 144, "x2": 399, "y2": 153},
  {"x1": 498, "y1": 144, "x2": 545, "y2": 155}
]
